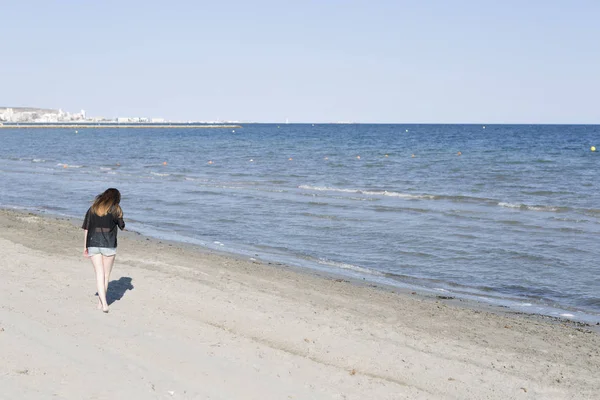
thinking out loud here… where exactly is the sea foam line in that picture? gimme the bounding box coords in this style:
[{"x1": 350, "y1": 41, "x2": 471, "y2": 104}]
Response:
[
  {"x1": 316, "y1": 258, "x2": 385, "y2": 276},
  {"x1": 298, "y1": 185, "x2": 434, "y2": 200},
  {"x1": 299, "y1": 185, "x2": 572, "y2": 213},
  {"x1": 56, "y1": 163, "x2": 84, "y2": 168},
  {"x1": 497, "y1": 202, "x2": 565, "y2": 212}
]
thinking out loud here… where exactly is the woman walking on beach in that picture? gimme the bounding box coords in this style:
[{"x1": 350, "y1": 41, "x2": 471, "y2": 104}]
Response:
[{"x1": 82, "y1": 188, "x2": 125, "y2": 313}]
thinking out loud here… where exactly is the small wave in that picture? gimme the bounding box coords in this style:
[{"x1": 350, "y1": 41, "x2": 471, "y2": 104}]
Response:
[
  {"x1": 453, "y1": 233, "x2": 478, "y2": 239},
  {"x1": 56, "y1": 163, "x2": 84, "y2": 168},
  {"x1": 527, "y1": 205, "x2": 564, "y2": 212},
  {"x1": 230, "y1": 173, "x2": 253, "y2": 177},
  {"x1": 552, "y1": 217, "x2": 588, "y2": 223},
  {"x1": 522, "y1": 190, "x2": 572, "y2": 196},
  {"x1": 348, "y1": 196, "x2": 375, "y2": 202},
  {"x1": 302, "y1": 212, "x2": 362, "y2": 222},
  {"x1": 150, "y1": 172, "x2": 170, "y2": 177},
  {"x1": 317, "y1": 258, "x2": 384, "y2": 276},
  {"x1": 578, "y1": 297, "x2": 600, "y2": 307},
  {"x1": 307, "y1": 186, "x2": 580, "y2": 215},
  {"x1": 203, "y1": 185, "x2": 245, "y2": 190},
  {"x1": 298, "y1": 185, "x2": 434, "y2": 200},
  {"x1": 299, "y1": 185, "x2": 502, "y2": 205},
  {"x1": 100, "y1": 167, "x2": 113, "y2": 171},
  {"x1": 439, "y1": 195, "x2": 497, "y2": 204},
  {"x1": 582, "y1": 209, "x2": 600, "y2": 216},
  {"x1": 373, "y1": 205, "x2": 432, "y2": 213},
  {"x1": 495, "y1": 284, "x2": 566, "y2": 300},
  {"x1": 32, "y1": 159, "x2": 46, "y2": 163},
  {"x1": 497, "y1": 219, "x2": 523, "y2": 225},
  {"x1": 498, "y1": 202, "x2": 567, "y2": 212},
  {"x1": 557, "y1": 227, "x2": 587, "y2": 234},
  {"x1": 301, "y1": 212, "x2": 342, "y2": 221},
  {"x1": 185, "y1": 190, "x2": 222, "y2": 196}
]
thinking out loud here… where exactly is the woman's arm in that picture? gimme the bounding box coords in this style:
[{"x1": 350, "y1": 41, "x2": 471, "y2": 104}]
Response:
[
  {"x1": 82, "y1": 208, "x2": 90, "y2": 257},
  {"x1": 83, "y1": 229, "x2": 89, "y2": 257},
  {"x1": 114, "y1": 211, "x2": 125, "y2": 230}
]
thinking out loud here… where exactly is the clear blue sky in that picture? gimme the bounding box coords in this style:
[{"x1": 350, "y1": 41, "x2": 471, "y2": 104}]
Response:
[{"x1": 1, "y1": 0, "x2": 598, "y2": 123}]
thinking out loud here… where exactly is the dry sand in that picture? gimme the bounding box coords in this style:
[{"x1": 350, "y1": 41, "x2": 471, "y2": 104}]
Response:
[{"x1": 0, "y1": 209, "x2": 598, "y2": 399}]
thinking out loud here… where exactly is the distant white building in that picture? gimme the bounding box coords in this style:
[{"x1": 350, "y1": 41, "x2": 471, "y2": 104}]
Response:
[
  {"x1": 151, "y1": 118, "x2": 165, "y2": 123},
  {"x1": 117, "y1": 117, "x2": 130, "y2": 123},
  {"x1": 0, "y1": 108, "x2": 14, "y2": 122},
  {"x1": 14, "y1": 112, "x2": 36, "y2": 122},
  {"x1": 38, "y1": 113, "x2": 58, "y2": 123}
]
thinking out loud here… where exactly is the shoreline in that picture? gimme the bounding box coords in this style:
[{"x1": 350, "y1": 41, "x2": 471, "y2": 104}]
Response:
[
  {"x1": 5, "y1": 206, "x2": 600, "y2": 327},
  {"x1": 6, "y1": 201, "x2": 600, "y2": 326},
  {"x1": 1, "y1": 208, "x2": 599, "y2": 398}
]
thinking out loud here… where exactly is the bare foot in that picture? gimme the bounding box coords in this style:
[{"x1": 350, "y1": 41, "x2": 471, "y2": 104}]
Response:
[{"x1": 98, "y1": 298, "x2": 109, "y2": 313}]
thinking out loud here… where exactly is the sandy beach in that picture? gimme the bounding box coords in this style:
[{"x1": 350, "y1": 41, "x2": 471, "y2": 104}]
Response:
[{"x1": 0, "y1": 209, "x2": 598, "y2": 399}]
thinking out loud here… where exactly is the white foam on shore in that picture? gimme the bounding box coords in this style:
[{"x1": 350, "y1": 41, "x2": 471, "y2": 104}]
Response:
[{"x1": 317, "y1": 258, "x2": 384, "y2": 276}]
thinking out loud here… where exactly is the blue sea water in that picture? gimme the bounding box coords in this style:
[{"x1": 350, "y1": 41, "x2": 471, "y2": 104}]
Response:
[{"x1": 1, "y1": 124, "x2": 599, "y2": 322}]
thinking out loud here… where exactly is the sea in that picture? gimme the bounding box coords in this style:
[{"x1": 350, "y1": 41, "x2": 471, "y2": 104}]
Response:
[{"x1": 1, "y1": 124, "x2": 599, "y2": 323}]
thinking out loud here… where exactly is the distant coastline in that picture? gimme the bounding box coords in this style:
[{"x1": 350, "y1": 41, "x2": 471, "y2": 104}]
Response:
[
  {"x1": 0, "y1": 106, "x2": 243, "y2": 126},
  {"x1": 0, "y1": 123, "x2": 242, "y2": 129}
]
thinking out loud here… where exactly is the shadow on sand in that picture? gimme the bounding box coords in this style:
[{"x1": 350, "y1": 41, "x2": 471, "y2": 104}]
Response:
[{"x1": 105, "y1": 277, "x2": 134, "y2": 305}]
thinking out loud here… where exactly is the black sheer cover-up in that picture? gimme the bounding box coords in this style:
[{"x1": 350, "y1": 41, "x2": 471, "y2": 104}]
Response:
[{"x1": 82, "y1": 208, "x2": 125, "y2": 248}]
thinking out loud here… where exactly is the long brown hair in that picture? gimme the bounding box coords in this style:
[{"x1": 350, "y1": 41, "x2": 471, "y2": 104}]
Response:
[{"x1": 91, "y1": 188, "x2": 123, "y2": 218}]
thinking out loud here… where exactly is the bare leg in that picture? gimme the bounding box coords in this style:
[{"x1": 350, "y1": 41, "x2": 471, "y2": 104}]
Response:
[
  {"x1": 102, "y1": 255, "x2": 116, "y2": 304},
  {"x1": 90, "y1": 255, "x2": 109, "y2": 312}
]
